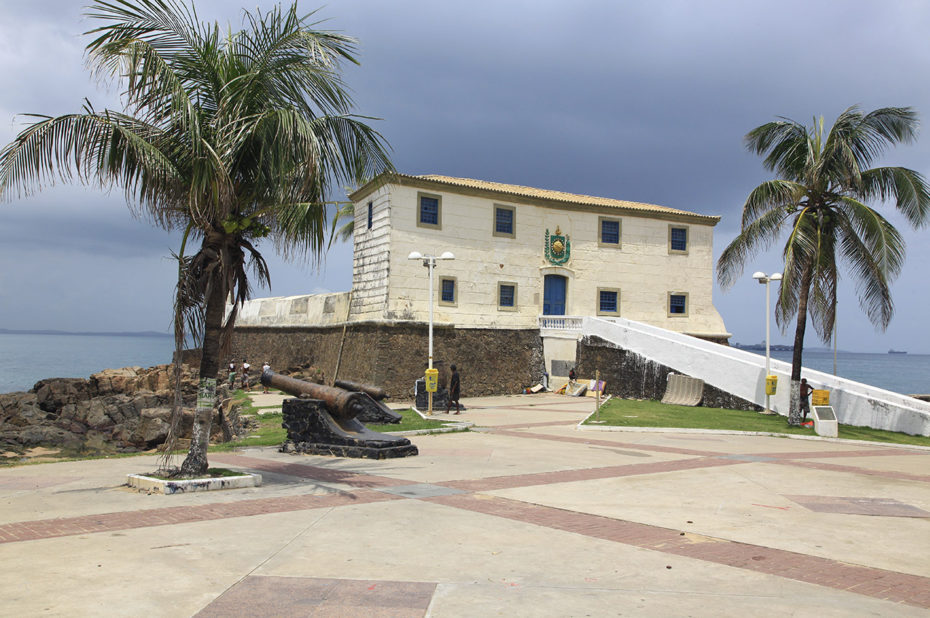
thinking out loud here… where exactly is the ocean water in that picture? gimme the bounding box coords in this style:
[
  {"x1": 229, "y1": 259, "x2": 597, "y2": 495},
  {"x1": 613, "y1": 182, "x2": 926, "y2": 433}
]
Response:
[
  {"x1": 0, "y1": 333, "x2": 176, "y2": 393},
  {"x1": 765, "y1": 349, "x2": 930, "y2": 395},
  {"x1": 0, "y1": 332, "x2": 927, "y2": 396}
]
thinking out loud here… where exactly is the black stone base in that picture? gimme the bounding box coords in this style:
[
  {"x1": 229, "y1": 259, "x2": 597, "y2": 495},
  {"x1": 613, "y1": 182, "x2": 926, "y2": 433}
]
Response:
[
  {"x1": 281, "y1": 440, "x2": 418, "y2": 459},
  {"x1": 414, "y1": 379, "x2": 465, "y2": 412},
  {"x1": 280, "y1": 397, "x2": 417, "y2": 459}
]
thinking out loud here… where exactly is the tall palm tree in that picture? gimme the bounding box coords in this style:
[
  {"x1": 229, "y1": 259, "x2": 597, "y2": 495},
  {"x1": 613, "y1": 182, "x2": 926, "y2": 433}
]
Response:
[
  {"x1": 718, "y1": 107, "x2": 929, "y2": 425},
  {"x1": 0, "y1": 0, "x2": 393, "y2": 474}
]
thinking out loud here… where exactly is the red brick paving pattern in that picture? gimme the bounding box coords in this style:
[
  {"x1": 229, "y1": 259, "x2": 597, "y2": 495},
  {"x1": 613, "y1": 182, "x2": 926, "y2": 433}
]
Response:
[
  {"x1": 424, "y1": 493, "x2": 930, "y2": 609},
  {"x1": 4, "y1": 421, "x2": 930, "y2": 608},
  {"x1": 441, "y1": 456, "x2": 745, "y2": 492},
  {"x1": 0, "y1": 490, "x2": 400, "y2": 545}
]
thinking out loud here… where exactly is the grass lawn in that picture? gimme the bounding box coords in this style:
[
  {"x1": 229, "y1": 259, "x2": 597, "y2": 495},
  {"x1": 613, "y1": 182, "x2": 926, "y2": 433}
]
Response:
[
  {"x1": 210, "y1": 407, "x2": 457, "y2": 452},
  {"x1": 588, "y1": 398, "x2": 930, "y2": 448}
]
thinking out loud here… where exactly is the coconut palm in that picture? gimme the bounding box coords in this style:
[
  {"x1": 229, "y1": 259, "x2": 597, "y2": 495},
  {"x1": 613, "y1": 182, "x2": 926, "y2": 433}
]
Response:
[
  {"x1": 718, "y1": 107, "x2": 930, "y2": 425},
  {"x1": 329, "y1": 201, "x2": 356, "y2": 246},
  {"x1": 0, "y1": 0, "x2": 393, "y2": 474}
]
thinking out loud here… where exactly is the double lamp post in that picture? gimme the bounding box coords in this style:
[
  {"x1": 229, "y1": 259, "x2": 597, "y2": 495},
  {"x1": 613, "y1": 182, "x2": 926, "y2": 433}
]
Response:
[
  {"x1": 752, "y1": 271, "x2": 782, "y2": 414},
  {"x1": 408, "y1": 250, "x2": 454, "y2": 415}
]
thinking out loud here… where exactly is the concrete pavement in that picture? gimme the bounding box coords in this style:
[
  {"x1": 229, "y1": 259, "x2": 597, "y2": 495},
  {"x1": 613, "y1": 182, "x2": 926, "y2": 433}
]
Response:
[{"x1": 1, "y1": 393, "x2": 929, "y2": 616}]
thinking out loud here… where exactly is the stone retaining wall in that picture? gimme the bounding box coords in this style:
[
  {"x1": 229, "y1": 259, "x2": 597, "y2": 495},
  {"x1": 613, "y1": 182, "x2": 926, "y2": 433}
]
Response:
[
  {"x1": 231, "y1": 323, "x2": 546, "y2": 400},
  {"x1": 575, "y1": 335, "x2": 761, "y2": 411}
]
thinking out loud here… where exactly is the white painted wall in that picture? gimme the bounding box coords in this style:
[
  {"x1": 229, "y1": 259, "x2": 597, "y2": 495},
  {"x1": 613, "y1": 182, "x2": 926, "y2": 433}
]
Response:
[
  {"x1": 584, "y1": 316, "x2": 930, "y2": 436},
  {"x1": 351, "y1": 181, "x2": 729, "y2": 337},
  {"x1": 236, "y1": 292, "x2": 351, "y2": 327}
]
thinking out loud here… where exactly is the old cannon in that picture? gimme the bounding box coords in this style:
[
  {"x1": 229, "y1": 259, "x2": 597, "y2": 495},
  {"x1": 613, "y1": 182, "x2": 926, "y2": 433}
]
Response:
[
  {"x1": 261, "y1": 370, "x2": 417, "y2": 459},
  {"x1": 333, "y1": 378, "x2": 402, "y2": 423}
]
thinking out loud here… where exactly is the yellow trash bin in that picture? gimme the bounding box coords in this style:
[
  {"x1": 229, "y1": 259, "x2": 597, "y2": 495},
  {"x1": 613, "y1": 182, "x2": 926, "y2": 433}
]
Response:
[
  {"x1": 425, "y1": 368, "x2": 439, "y2": 393},
  {"x1": 765, "y1": 375, "x2": 778, "y2": 396}
]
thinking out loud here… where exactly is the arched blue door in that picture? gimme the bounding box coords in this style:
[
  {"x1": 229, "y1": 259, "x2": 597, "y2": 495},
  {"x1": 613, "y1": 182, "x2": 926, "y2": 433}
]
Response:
[{"x1": 543, "y1": 275, "x2": 567, "y2": 315}]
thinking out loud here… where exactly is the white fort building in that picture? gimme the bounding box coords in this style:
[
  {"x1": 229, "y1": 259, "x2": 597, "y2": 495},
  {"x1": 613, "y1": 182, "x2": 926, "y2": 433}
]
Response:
[
  {"x1": 233, "y1": 174, "x2": 930, "y2": 435},
  {"x1": 234, "y1": 173, "x2": 731, "y2": 395}
]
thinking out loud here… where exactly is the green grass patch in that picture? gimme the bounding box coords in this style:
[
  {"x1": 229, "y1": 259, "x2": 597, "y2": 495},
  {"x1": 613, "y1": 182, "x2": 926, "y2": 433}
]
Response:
[
  {"x1": 367, "y1": 408, "x2": 453, "y2": 433},
  {"x1": 143, "y1": 467, "x2": 245, "y2": 480},
  {"x1": 588, "y1": 398, "x2": 930, "y2": 447}
]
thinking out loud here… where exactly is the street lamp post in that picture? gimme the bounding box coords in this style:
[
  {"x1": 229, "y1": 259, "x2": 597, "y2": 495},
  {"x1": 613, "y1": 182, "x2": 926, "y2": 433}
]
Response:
[
  {"x1": 752, "y1": 271, "x2": 782, "y2": 414},
  {"x1": 408, "y1": 250, "x2": 455, "y2": 415}
]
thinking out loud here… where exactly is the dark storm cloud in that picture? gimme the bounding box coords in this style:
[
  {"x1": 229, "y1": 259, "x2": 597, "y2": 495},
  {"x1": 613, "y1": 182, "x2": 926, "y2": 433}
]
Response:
[{"x1": 2, "y1": 0, "x2": 929, "y2": 349}]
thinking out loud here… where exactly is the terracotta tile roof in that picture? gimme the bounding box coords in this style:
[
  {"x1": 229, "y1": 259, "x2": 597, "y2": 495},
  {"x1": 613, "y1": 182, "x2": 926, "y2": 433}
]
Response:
[
  {"x1": 421, "y1": 174, "x2": 720, "y2": 222},
  {"x1": 350, "y1": 173, "x2": 719, "y2": 223}
]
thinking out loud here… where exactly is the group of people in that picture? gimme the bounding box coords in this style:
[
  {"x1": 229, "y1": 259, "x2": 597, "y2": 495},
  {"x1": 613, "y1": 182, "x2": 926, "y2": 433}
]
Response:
[{"x1": 227, "y1": 360, "x2": 272, "y2": 393}]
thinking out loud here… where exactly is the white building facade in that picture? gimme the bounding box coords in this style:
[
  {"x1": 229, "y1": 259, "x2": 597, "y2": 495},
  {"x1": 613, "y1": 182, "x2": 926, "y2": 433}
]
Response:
[{"x1": 348, "y1": 173, "x2": 730, "y2": 341}]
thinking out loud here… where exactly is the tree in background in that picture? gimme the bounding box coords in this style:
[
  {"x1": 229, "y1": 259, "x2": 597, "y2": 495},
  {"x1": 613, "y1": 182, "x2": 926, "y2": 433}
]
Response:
[
  {"x1": 718, "y1": 107, "x2": 929, "y2": 425},
  {"x1": 0, "y1": 0, "x2": 393, "y2": 474}
]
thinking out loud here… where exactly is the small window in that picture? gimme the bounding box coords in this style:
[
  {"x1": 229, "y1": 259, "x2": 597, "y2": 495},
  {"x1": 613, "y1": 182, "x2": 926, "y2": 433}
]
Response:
[
  {"x1": 669, "y1": 225, "x2": 688, "y2": 253},
  {"x1": 367, "y1": 201, "x2": 373, "y2": 230},
  {"x1": 493, "y1": 205, "x2": 516, "y2": 238},
  {"x1": 599, "y1": 217, "x2": 620, "y2": 247},
  {"x1": 439, "y1": 277, "x2": 457, "y2": 306},
  {"x1": 668, "y1": 293, "x2": 688, "y2": 316},
  {"x1": 417, "y1": 192, "x2": 442, "y2": 230},
  {"x1": 597, "y1": 288, "x2": 620, "y2": 316},
  {"x1": 498, "y1": 282, "x2": 517, "y2": 311}
]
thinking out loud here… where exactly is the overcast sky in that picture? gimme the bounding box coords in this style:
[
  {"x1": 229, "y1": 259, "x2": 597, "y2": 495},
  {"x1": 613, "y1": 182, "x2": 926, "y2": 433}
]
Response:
[{"x1": 2, "y1": 0, "x2": 929, "y2": 352}]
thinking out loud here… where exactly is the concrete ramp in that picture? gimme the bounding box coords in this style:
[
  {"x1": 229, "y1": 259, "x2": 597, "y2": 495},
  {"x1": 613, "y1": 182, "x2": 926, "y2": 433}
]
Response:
[
  {"x1": 581, "y1": 316, "x2": 930, "y2": 436},
  {"x1": 661, "y1": 374, "x2": 704, "y2": 406}
]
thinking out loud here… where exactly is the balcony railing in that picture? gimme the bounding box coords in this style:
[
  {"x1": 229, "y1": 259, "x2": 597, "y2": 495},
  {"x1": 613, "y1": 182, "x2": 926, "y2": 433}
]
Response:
[{"x1": 538, "y1": 315, "x2": 583, "y2": 331}]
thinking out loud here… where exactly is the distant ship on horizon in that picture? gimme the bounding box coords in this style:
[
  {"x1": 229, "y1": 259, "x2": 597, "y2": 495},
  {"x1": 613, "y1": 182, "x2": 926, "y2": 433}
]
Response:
[{"x1": 888, "y1": 349, "x2": 908, "y2": 354}]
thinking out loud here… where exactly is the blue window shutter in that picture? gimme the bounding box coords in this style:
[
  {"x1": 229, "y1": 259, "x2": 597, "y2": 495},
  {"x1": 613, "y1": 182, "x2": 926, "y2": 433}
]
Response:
[
  {"x1": 669, "y1": 294, "x2": 686, "y2": 314},
  {"x1": 671, "y1": 227, "x2": 688, "y2": 251},
  {"x1": 599, "y1": 290, "x2": 617, "y2": 313},
  {"x1": 601, "y1": 220, "x2": 619, "y2": 244},
  {"x1": 495, "y1": 207, "x2": 513, "y2": 235},
  {"x1": 367, "y1": 202, "x2": 373, "y2": 229},
  {"x1": 441, "y1": 279, "x2": 455, "y2": 303},
  {"x1": 420, "y1": 196, "x2": 439, "y2": 225},
  {"x1": 499, "y1": 284, "x2": 515, "y2": 307}
]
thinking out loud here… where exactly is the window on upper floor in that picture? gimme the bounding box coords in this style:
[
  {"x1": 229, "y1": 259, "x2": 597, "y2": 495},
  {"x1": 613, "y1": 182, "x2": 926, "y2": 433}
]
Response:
[
  {"x1": 417, "y1": 192, "x2": 442, "y2": 230},
  {"x1": 367, "y1": 201, "x2": 373, "y2": 230},
  {"x1": 439, "y1": 277, "x2": 457, "y2": 306},
  {"x1": 493, "y1": 205, "x2": 515, "y2": 238},
  {"x1": 669, "y1": 225, "x2": 689, "y2": 254},
  {"x1": 599, "y1": 217, "x2": 621, "y2": 248},
  {"x1": 597, "y1": 288, "x2": 620, "y2": 316},
  {"x1": 498, "y1": 282, "x2": 517, "y2": 310},
  {"x1": 668, "y1": 292, "x2": 688, "y2": 316}
]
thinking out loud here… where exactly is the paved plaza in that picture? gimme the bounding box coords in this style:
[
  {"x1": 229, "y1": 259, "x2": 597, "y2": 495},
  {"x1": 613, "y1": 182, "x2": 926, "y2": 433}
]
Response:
[{"x1": 1, "y1": 393, "x2": 929, "y2": 616}]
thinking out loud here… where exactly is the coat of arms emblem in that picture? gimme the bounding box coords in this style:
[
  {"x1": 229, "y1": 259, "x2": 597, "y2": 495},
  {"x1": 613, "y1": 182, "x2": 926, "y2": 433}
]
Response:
[{"x1": 545, "y1": 226, "x2": 571, "y2": 265}]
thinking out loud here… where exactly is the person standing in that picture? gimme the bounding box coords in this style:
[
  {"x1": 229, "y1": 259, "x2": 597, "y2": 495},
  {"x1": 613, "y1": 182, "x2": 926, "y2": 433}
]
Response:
[
  {"x1": 261, "y1": 361, "x2": 271, "y2": 393},
  {"x1": 800, "y1": 378, "x2": 813, "y2": 421},
  {"x1": 446, "y1": 364, "x2": 461, "y2": 415},
  {"x1": 227, "y1": 362, "x2": 237, "y2": 389},
  {"x1": 241, "y1": 359, "x2": 251, "y2": 391}
]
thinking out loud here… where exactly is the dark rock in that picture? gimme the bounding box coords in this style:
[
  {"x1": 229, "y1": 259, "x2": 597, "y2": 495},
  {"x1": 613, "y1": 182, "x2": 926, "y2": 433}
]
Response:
[{"x1": 0, "y1": 363, "x2": 247, "y2": 454}]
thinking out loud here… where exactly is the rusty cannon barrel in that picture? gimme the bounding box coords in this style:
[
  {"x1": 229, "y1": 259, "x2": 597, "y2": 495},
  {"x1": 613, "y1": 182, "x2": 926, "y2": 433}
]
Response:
[
  {"x1": 262, "y1": 370, "x2": 366, "y2": 420},
  {"x1": 333, "y1": 379, "x2": 387, "y2": 401}
]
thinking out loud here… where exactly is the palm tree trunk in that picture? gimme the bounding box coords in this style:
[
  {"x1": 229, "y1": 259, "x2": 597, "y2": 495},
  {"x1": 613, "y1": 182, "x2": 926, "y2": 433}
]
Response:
[
  {"x1": 179, "y1": 269, "x2": 227, "y2": 476},
  {"x1": 788, "y1": 263, "x2": 813, "y2": 426}
]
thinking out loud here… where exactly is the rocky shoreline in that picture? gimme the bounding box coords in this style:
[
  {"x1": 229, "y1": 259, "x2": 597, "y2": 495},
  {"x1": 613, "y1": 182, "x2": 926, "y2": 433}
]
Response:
[{"x1": 0, "y1": 364, "x2": 249, "y2": 459}]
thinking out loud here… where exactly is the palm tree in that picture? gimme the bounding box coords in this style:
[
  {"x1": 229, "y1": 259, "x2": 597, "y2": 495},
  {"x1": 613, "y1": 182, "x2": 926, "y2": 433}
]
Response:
[
  {"x1": 718, "y1": 107, "x2": 930, "y2": 425},
  {"x1": 329, "y1": 201, "x2": 356, "y2": 246},
  {"x1": 0, "y1": 0, "x2": 393, "y2": 474}
]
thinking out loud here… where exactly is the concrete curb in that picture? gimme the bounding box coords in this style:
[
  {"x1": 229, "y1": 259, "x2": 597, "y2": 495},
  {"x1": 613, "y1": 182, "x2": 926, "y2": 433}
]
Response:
[
  {"x1": 575, "y1": 418, "x2": 930, "y2": 451},
  {"x1": 127, "y1": 472, "x2": 263, "y2": 495}
]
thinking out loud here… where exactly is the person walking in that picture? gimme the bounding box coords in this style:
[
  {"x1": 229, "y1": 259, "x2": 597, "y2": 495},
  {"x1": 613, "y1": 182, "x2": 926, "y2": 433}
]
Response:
[
  {"x1": 227, "y1": 362, "x2": 236, "y2": 389},
  {"x1": 240, "y1": 359, "x2": 251, "y2": 391},
  {"x1": 446, "y1": 364, "x2": 461, "y2": 415}
]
